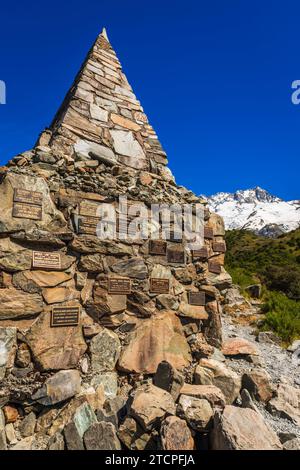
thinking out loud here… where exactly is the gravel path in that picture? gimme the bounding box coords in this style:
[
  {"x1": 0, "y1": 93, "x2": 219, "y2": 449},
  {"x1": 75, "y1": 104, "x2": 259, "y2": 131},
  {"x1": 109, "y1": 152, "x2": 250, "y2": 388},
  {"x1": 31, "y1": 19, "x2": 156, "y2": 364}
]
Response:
[{"x1": 221, "y1": 313, "x2": 300, "y2": 438}]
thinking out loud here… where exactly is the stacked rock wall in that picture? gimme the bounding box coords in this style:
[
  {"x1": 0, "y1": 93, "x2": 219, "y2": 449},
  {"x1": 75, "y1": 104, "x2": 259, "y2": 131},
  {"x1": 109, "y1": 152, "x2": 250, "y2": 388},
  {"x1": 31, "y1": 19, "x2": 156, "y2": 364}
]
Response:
[{"x1": 0, "y1": 29, "x2": 233, "y2": 450}]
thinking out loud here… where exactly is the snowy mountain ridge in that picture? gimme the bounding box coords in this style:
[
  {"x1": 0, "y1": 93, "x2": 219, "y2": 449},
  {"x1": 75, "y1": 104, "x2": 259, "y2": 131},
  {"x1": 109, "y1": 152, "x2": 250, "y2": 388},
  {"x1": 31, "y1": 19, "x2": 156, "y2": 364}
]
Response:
[{"x1": 206, "y1": 187, "x2": 300, "y2": 237}]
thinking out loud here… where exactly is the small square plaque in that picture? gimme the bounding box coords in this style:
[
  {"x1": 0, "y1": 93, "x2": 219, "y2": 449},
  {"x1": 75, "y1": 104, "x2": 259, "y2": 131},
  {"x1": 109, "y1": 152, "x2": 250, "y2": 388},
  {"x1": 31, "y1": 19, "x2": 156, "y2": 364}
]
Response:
[
  {"x1": 149, "y1": 240, "x2": 167, "y2": 256},
  {"x1": 192, "y1": 247, "x2": 209, "y2": 260},
  {"x1": 13, "y1": 189, "x2": 43, "y2": 206},
  {"x1": 212, "y1": 242, "x2": 226, "y2": 253},
  {"x1": 108, "y1": 278, "x2": 132, "y2": 295},
  {"x1": 208, "y1": 261, "x2": 222, "y2": 274},
  {"x1": 13, "y1": 203, "x2": 42, "y2": 221},
  {"x1": 150, "y1": 278, "x2": 170, "y2": 294},
  {"x1": 51, "y1": 306, "x2": 80, "y2": 327},
  {"x1": 32, "y1": 251, "x2": 61, "y2": 270},
  {"x1": 188, "y1": 291, "x2": 206, "y2": 306},
  {"x1": 204, "y1": 226, "x2": 214, "y2": 239},
  {"x1": 167, "y1": 249, "x2": 185, "y2": 264}
]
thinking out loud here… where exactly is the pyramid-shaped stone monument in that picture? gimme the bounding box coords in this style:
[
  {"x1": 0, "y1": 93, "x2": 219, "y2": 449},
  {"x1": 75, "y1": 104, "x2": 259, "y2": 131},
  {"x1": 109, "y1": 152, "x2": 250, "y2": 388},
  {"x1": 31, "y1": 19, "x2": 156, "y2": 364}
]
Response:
[{"x1": 0, "y1": 29, "x2": 233, "y2": 450}]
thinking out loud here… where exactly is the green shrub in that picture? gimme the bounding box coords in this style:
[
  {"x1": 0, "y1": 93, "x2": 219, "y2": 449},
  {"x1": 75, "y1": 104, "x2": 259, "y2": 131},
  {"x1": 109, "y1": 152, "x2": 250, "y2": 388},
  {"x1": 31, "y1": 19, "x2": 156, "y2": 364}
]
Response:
[{"x1": 260, "y1": 291, "x2": 300, "y2": 344}]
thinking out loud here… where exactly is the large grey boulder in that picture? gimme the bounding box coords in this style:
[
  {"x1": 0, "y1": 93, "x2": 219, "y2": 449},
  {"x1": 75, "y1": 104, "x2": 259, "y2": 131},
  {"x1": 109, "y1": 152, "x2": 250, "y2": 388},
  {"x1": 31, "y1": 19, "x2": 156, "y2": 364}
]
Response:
[
  {"x1": 211, "y1": 405, "x2": 282, "y2": 450},
  {"x1": 32, "y1": 370, "x2": 81, "y2": 405}
]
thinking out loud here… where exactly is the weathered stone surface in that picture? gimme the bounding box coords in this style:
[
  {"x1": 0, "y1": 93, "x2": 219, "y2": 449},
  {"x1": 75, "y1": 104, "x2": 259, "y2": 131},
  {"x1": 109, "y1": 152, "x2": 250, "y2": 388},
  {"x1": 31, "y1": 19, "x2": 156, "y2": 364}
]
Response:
[
  {"x1": 90, "y1": 329, "x2": 121, "y2": 372},
  {"x1": 160, "y1": 416, "x2": 194, "y2": 450},
  {"x1": 14, "y1": 270, "x2": 72, "y2": 288},
  {"x1": 129, "y1": 384, "x2": 176, "y2": 431},
  {"x1": 78, "y1": 254, "x2": 104, "y2": 273},
  {"x1": 178, "y1": 395, "x2": 213, "y2": 432},
  {"x1": 0, "y1": 409, "x2": 7, "y2": 450},
  {"x1": 180, "y1": 384, "x2": 226, "y2": 408},
  {"x1": 70, "y1": 236, "x2": 132, "y2": 255},
  {"x1": 0, "y1": 327, "x2": 17, "y2": 379},
  {"x1": 111, "y1": 257, "x2": 148, "y2": 279},
  {"x1": 211, "y1": 406, "x2": 282, "y2": 450},
  {"x1": 0, "y1": 288, "x2": 43, "y2": 320},
  {"x1": 118, "y1": 311, "x2": 191, "y2": 374},
  {"x1": 178, "y1": 302, "x2": 208, "y2": 320},
  {"x1": 5, "y1": 423, "x2": 17, "y2": 445},
  {"x1": 84, "y1": 421, "x2": 121, "y2": 450},
  {"x1": 267, "y1": 383, "x2": 300, "y2": 425},
  {"x1": 48, "y1": 432, "x2": 65, "y2": 450},
  {"x1": 242, "y1": 369, "x2": 273, "y2": 403},
  {"x1": 90, "y1": 104, "x2": 108, "y2": 122},
  {"x1": 10, "y1": 436, "x2": 34, "y2": 450},
  {"x1": 0, "y1": 238, "x2": 32, "y2": 272},
  {"x1": 118, "y1": 417, "x2": 155, "y2": 450},
  {"x1": 26, "y1": 312, "x2": 87, "y2": 371},
  {"x1": 32, "y1": 370, "x2": 81, "y2": 405},
  {"x1": 15, "y1": 342, "x2": 31, "y2": 368},
  {"x1": 195, "y1": 359, "x2": 241, "y2": 405},
  {"x1": 42, "y1": 287, "x2": 80, "y2": 304},
  {"x1": 91, "y1": 372, "x2": 118, "y2": 399},
  {"x1": 0, "y1": 172, "x2": 67, "y2": 234},
  {"x1": 74, "y1": 140, "x2": 117, "y2": 165},
  {"x1": 111, "y1": 130, "x2": 147, "y2": 169},
  {"x1": 3, "y1": 405, "x2": 18, "y2": 423},
  {"x1": 222, "y1": 338, "x2": 259, "y2": 357},
  {"x1": 283, "y1": 438, "x2": 300, "y2": 450},
  {"x1": 64, "y1": 402, "x2": 97, "y2": 450},
  {"x1": 19, "y1": 412, "x2": 36, "y2": 437},
  {"x1": 153, "y1": 361, "x2": 184, "y2": 401},
  {"x1": 111, "y1": 113, "x2": 140, "y2": 131}
]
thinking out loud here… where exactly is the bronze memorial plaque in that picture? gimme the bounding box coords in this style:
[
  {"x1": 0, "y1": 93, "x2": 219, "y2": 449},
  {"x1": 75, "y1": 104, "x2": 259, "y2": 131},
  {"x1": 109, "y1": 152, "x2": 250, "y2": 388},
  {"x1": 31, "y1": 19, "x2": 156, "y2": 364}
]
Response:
[
  {"x1": 51, "y1": 306, "x2": 80, "y2": 327},
  {"x1": 167, "y1": 249, "x2": 185, "y2": 264},
  {"x1": 108, "y1": 278, "x2": 132, "y2": 295},
  {"x1": 188, "y1": 291, "x2": 206, "y2": 306},
  {"x1": 208, "y1": 261, "x2": 222, "y2": 275},
  {"x1": 204, "y1": 226, "x2": 214, "y2": 239},
  {"x1": 192, "y1": 247, "x2": 208, "y2": 260},
  {"x1": 78, "y1": 216, "x2": 99, "y2": 235},
  {"x1": 79, "y1": 200, "x2": 101, "y2": 218},
  {"x1": 213, "y1": 242, "x2": 226, "y2": 253},
  {"x1": 13, "y1": 189, "x2": 43, "y2": 206},
  {"x1": 13, "y1": 203, "x2": 42, "y2": 221},
  {"x1": 0, "y1": 271, "x2": 4, "y2": 289},
  {"x1": 149, "y1": 240, "x2": 167, "y2": 256},
  {"x1": 150, "y1": 278, "x2": 170, "y2": 294},
  {"x1": 32, "y1": 251, "x2": 61, "y2": 270}
]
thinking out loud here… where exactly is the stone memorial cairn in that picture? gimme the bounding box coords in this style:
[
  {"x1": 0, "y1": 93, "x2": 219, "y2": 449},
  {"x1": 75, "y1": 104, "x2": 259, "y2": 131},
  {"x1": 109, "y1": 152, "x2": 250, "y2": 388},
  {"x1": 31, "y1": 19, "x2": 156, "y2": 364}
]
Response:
[{"x1": 0, "y1": 29, "x2": 282, "y2": 451}]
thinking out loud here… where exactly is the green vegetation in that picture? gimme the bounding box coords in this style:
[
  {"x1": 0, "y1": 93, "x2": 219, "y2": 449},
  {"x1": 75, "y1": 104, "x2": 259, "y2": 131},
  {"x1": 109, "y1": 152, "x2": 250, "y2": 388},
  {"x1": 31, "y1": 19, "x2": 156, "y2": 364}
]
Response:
[{"x1": 225, "y1": 228, "x2": 300, "y2": 343}]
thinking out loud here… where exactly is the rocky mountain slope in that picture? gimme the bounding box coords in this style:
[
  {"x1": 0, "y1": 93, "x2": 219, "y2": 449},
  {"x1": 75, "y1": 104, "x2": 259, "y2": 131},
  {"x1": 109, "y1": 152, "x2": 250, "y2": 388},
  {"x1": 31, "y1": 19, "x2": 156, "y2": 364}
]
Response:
[{"x1": 206, "y1": 187, "x2": 300, "y2": 237}]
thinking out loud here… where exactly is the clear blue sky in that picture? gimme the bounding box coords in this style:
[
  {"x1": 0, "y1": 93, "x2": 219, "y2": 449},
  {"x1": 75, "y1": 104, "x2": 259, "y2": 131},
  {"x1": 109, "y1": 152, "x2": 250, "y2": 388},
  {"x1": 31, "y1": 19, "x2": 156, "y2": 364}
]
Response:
[{"x1": 0, "y1": 0, "x2": 299, "y2": 200}]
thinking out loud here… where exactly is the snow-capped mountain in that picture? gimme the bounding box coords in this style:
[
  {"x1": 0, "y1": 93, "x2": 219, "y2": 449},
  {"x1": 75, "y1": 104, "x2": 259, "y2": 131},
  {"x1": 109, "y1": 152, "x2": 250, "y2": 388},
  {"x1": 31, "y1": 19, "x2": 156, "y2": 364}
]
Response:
[{"x1": 206, "y1": 187, "x2": 300, "y2": 237}]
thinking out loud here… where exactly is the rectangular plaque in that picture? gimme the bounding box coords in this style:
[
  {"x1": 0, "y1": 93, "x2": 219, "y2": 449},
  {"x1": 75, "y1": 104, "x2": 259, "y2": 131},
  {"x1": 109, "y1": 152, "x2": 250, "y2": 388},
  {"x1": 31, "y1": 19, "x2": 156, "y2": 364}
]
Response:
[
  {"x1": 167, "y1": 249, "x2": 185, "y2": 264},
  {"x1": 208, "y1": 261, "x2": 222, "y2": 274},
  {"x1": 149, "y1": 240, "x2": 167, "y2": 256},
  {"x1": 79, "y1": 200, "x2": 101, "y2": 217},
  {"x1": 213, "y1": 242, "x2": 226, "y2": 253},
  {"x1": 32, "y1": 251, "x2": 61, "y2": 270},
  {"x1": 51, "y1": 306, "x2": 80, "y2": 327},
  {"x1": 78, "y1": 216, "x2": 100, "y2": 235},
  {"x1": 0, "y1": 271, "x2": 4, "y2": 289},
  {"x1": 204, "y1": 226, "x2": 214, "y2": 239},
  {"x1": 150, "y1": 278, "x2": 170, "y2": 294},
  {"x1": 14, "y1": 188, "x2": 43, "y2": 206},
  {"x1": 13, "y1": 203, "x2": 42, "y2": 221},
  {"x1": 192, "y1": 247, "x2": 208, "y2": 260},
  {"x1": 188, "y1": 291, "x2": 206, "y2": 306},
  {"x1": 108, "y1": 278, "x2": 131, "y2": 295}
]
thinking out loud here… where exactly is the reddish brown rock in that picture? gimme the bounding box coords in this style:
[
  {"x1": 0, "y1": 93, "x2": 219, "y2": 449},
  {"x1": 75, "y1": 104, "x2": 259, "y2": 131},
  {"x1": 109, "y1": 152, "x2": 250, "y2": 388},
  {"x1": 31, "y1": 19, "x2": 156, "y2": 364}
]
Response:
[
  {"x1": 222, "y1": 338, "x2": 259, "y2": 357},
  {"x1": 160, "y1": 416, "x2": 194, "y2": 450},
  {"x1": 118, "y1": 311, "x2": 191, "y2": 374},
  {"x1": 3, "y1": 405, "x2": 19, "y2": 424},
  {"x1": 26, "y1": 311, "x2": 87, "y2": 371}
]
